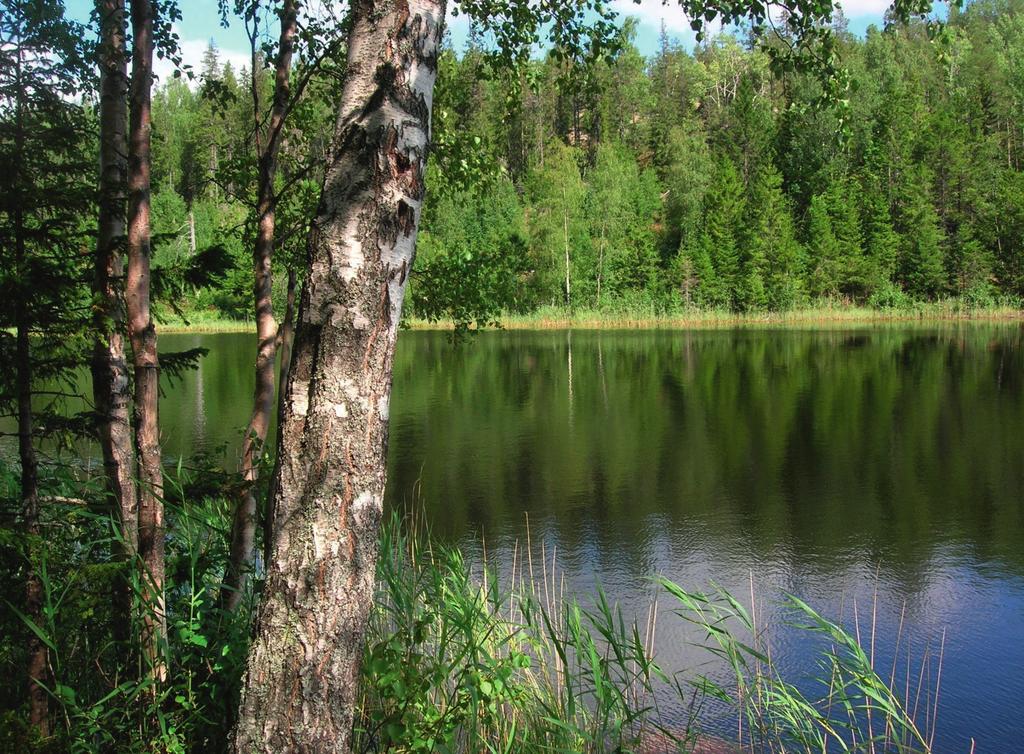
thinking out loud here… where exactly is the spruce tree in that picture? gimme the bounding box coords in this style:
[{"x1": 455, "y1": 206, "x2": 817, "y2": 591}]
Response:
[
  {"x1": 745, "y1": 166, "x2": 805, "y2": 309},
  {"x1": 685, "y1": 232, "x2": 723, "y2": 308},
  {"x1": 0, "y1": 0, "x2": 94, "y2": 733},
  {"x1": 948, "y1": 222, "x2": 994, "y2": 298},
  {"x1": 702, "y1": 157, "x2": 745, "y2": 309},
  {"x1": 828, "y1": 178, "x2": 866, "y2": 296},
  {"x1": 861, "y1": 172, "x2": 900, "y2": 293},
  {"x1": 899, "y1": 171, "x2": 946, "y2": 299},
  {"x1": 807, "y1": 192, "x2": 841, "y2": 298}
]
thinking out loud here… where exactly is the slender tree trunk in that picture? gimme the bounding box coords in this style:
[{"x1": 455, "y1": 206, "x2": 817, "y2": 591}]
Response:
[
  {"x1": 11, "y1": 31, "x2": 49, "y2": 738},
  {"x1": 18, "y1": 310, "x2": 48, "y2": 738},
  {"x1": 127, "y1": 0, "x2": 165, "y2": 682},
  {"x1": 92, "y1": 0, "x2": 137, "y2": 628},
  {"x1": 562, "y1": 186, "x2": 571, "y2": 307},
  {"x1": 16, "y1": 201, "x2": 48, "y2": 742},
  {"x1": 596, "y1": 222, "x2": 605, "y2": 307},
  {"x1": 223, "y1": 0, "x2": 298, "y2": 612},
  {"x1": 263, "y1": 268, "x2": 297, "y2": 568},
  {"x1": 233, "y1": 2, "x2": 444, "y2": 750}
]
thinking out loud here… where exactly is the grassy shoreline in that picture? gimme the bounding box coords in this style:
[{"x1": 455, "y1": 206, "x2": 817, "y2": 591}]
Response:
[{"x1": 158, "y1": 303, "x2": 1024, "y2": 334}]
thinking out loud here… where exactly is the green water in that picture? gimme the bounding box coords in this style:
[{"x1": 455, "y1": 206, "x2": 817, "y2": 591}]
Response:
[{"x1": 30, "y1": 326, "x2": 1024, "y2": 750}]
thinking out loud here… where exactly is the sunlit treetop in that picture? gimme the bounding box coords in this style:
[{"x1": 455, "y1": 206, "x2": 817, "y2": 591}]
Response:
[{"x1": 452, "y1": 0, "x2": 961, "y2": 125}]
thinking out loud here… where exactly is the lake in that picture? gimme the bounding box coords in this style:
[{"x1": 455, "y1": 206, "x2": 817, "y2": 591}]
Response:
[{"x1": 71, "y1": 327, "x2": 1024, "y2": 750}]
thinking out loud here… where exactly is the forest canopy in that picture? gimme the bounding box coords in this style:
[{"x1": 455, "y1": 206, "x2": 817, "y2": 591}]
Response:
[{"x1": 145, "y1": 2, "x2": 1024, "y2": 327}]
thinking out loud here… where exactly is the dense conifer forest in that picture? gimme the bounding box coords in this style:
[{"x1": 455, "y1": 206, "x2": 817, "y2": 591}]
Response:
[{"x1": 148, "y1": 3, "x2": 1024, "y2": 326}]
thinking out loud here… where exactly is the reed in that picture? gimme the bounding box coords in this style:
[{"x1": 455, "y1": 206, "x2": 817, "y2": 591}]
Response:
[
  {"x1": 405, "y1": 301, "x2": 1024, "y2": 332},
  {"x1": 4, "y1": 481, "x2": 950, "y2": 753},
  {"x1": 146, "y1": 299, "x2": 1024, "y2": 335},
  {"x1": 354, "y1": 515, "x2": 948, "y2": 754}
]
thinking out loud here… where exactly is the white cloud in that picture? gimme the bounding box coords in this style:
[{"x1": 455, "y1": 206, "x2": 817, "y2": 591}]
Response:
[
  {"x1": 152, "y1": 26, "x2": 252, "y2": 88},
  {"x1": 838, "y1": 0, "x2": 890, "y2": 17},
  {"x1": 610, "y1": 0, "x2": 694, "y2": 35},
  {"x1": 610, "y1": 0, "x2": 891, "y2": 44}
]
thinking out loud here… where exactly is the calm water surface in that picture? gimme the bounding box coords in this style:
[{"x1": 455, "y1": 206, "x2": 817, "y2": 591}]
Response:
[{"x1": 108, "y1": 328, "x2": 1024, "y2": 750}]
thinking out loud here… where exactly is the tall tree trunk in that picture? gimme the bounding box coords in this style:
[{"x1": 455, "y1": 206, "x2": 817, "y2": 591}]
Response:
[
  {"x1": 18, "y1": 307, "x2": 48, "y2": 738},
  {"x1": 223, "y1": 0, "x2": 298, "y2": 612},
  {"x1": 12, "y1": 31, "x2": 48, "y2": 738},
  {"x1": 233, "y1": 2, "x2": 444, "y2": 750},
  {"x1": 127, "y1": 0, "x2": 165, "y2": 682},
  {"x1": 92, "y1": 0, "x2": 137, "y2": 631},
  {"x1": 562, "y1": 186, "x2": 571, "y2": 307},
  {"x1": 16, "y1": 191, "x2": 48, "y2": 743},
  {"x1": 263, "y1": 267, "x2": 297, "y2": 568}
]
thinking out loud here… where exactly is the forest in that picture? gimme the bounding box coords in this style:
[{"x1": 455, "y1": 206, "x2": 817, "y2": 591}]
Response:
[
  {"x1": 143, "y1": 4, "x2": 1024, "y2": 327},
  {"x1": 2, "y1": 0, "x2": 1023, "y2": 752}
]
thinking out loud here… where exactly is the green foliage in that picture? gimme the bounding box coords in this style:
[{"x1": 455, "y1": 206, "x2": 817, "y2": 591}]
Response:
[
  {"x1": 688, "y1": 157, "x2": 745, "y2": 309},
  {"x1": 0, "y1": 0, "x2": 94, "y2": 444},
  {"x1": 411, "y1": 169, "x2": 531, "y2": 333},
  {"x1": 0, "y1": 462, "x2": 251, "y2": 753},
  {"x1": 525, "y1": 141, "x2": 590, "y2": 308},
  {"x1": 807, "y1": 192, "x2": 842, "y2": 298},
  {"x1": 354, "y1": 517, "x2": 944, "y2": 754},
  {"x1": 898, "y1": 170, "x2": 947, "y2": 299},
  {"x1": 110, "y1": 3, "x2": 1024, "y2": 320},
  {"x1": 743, "y1": 166, "x2": 805, "y2": 310},
  {"x1": 586, "y1": 141, "x2": 661, "y2": 303},
  {"x1": 861, "y1": 170, "x2": 901, "y2": 292}
]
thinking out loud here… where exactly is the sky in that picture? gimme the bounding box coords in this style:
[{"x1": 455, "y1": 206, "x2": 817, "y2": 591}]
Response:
[{"x1": 64, "y1": 0, "x2": 899, "y2": 84}]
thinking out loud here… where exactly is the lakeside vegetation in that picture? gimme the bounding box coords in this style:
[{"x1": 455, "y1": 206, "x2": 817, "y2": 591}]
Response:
[
  {"x1": 416, "y1": 302, "x2": 1024, "y2": 330},
  {"x1": 157, "y1": 300, "x2": 1024, "y2": 333},
  {"x1": 135, "y1": 2, "x2": 1024, "y2": 332},
  {"x1": 2, "y1": 0, "x2": 1022, "y2": 749},
  {"x1": 0, "y1": 476, "x2": 945, "y2": 753}
]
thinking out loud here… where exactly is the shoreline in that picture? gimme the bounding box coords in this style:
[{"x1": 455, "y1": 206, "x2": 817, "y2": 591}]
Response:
[{"x1": 157, "y1": 306, "x2": 1024, "y2": 334}]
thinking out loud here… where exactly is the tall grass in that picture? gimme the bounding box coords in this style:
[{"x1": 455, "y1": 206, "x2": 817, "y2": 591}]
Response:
[
  {"x1": 4, "y1": 477, "x2": 950, "y2": 753},
  {"x1": 1, "y1": 462, "x2": 250, "y2": 753},
  {"x1": 148, "y1": 296, "x2": 1024, "y2": 335},
  {"x1": 406, "y1": 297, "x2": 1024, "y2": 332},
  {"x1": 355, "y1": 516, "x2": 946, "y2": 754}
]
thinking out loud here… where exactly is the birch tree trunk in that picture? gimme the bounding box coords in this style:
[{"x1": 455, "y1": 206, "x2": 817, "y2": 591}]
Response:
[
  {"x1": 233, "y1": 1, "x2": 444, "y2": 750},
  {"x1": 127, "y1": 0, "x2": 165, "y2": 681},
  {"x1": 92, "y1": 0, "x2": 137, "y2": 604},
  {"x1": 223, "y1": 0, "x2": 298, "y2": 613}
]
